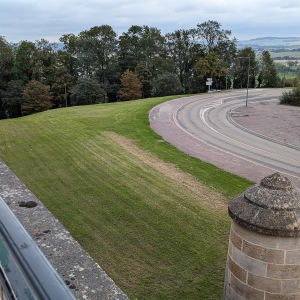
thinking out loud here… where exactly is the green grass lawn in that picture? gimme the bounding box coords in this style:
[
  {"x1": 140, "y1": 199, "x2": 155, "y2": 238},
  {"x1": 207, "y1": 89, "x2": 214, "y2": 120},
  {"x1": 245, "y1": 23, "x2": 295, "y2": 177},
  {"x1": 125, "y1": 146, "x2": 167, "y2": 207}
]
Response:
[{"x1": 0, "y1": 95, "x2": 252, "y2": 299}]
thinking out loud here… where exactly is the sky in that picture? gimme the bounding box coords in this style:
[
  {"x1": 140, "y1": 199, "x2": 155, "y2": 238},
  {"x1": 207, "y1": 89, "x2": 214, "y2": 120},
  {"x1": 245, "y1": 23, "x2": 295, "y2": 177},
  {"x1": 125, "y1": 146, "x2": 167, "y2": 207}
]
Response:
[{"x1": 1, "y1": 0, "x2": 300, "y2": 43}]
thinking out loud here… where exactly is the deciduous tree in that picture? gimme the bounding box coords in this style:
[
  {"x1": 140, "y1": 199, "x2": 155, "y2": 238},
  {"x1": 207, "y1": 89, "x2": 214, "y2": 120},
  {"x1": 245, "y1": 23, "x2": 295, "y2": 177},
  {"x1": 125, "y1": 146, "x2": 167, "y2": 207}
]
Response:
[
  {"x1": 70, "y1": 78, "x2": 107, "y2": 105},
  {"x1": 0, "y1": 36, "x2": 15, "y2": 118},
  {"x1": 166, "y1": 29, "x2": 203, "y2": 93},
  {"x1": 151, "y1": 73, "x2": 183, "y2": 97},
  {"x1": 22, "y1": 80, "x2": 53, "y2": 115},
  {"x1": 232, "y1": 47, "x2": 258, "y2": 88},
  {"x1": 2, "y1": 80, "x2": 24, "y2": 118},
  {"x1": 117, "y1": 70, "x2": 142, "y2": 101},
  {"x1": 258, "y1": 50, "x2": 279, "y2": 87},
  {"x1": 135, "y1": 63, "x2": 152, "y2": 98},
  {"x1": 14, "y1": 40, "x2": 36, "y2": 83}
]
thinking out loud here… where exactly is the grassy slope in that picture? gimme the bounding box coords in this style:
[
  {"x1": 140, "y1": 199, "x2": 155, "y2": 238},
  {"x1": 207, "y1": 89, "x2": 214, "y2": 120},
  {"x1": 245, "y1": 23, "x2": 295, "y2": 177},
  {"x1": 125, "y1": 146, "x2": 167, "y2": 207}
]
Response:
[{"x1": 0, "y1": 96, "x2": 252, "y2": 299}]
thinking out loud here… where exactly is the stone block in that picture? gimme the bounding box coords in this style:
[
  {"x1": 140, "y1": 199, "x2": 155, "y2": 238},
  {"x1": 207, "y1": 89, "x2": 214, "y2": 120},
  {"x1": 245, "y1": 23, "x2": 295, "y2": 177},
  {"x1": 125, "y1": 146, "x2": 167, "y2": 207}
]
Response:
[
  {"x1": 277, "y1": 238, "x2": 300, "y2": 250},
  {"x1": 231, "y1": 242, "x2": 267, "y2": 277},
  {"x1": 265, "y1": 292, "x2": 300, "y2": 300},
  {"x1": 242, "y1": 240, "x2": 284, "y2": 263},
  {"x1": 247, "y1": 272, "x2": 281, "y2": 293},
  {"x1": 228, "y1": 255, "x2": 247, "y2": 283},
  {"x1": 230, "y1": 227, "x2": 243, "y2": 250},
  {"x1": 285, "y1": 250, "x2": 300, "y2": 264},
  {"x1": 282, "y1": 279, "x2": 300, "y2": 294},
  {"x1": 267, "y1": 264, "x2": 300, "y2": 279},
  {"x1": 230, "y1": 274, "x2": 265, "y2": 300}
]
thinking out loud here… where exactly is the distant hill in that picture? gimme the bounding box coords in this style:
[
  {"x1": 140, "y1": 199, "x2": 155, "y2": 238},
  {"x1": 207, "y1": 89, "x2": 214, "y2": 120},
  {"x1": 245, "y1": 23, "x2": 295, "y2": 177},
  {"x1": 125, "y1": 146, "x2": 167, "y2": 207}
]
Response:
[{"x1": 237, "y1": 37, "x2": 300, "y2": 51}]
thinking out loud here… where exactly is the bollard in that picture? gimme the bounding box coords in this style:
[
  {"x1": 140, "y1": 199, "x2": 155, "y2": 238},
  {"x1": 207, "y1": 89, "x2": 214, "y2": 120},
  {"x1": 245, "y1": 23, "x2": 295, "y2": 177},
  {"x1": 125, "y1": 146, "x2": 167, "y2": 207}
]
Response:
[{"x1": 224, "y1": 173, "x2": 300, "y2": 299}]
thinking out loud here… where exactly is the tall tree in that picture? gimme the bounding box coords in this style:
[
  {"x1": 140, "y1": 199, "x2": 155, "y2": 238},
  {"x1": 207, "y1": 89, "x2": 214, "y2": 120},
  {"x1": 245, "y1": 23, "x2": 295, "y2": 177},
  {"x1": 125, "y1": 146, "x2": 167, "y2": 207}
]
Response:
[
  {"x1": 0, "y1": 36, "x2": 15, "y2": 118},
  {"x1": 194, "y1": 51, "x2": 227, "y2": 89},
  {"x1": 165, "y1": 29, "x2": 203, "y2": 93},
  {"x1": 32, "y1": 39, "x2": 58, "y2": 86},
  {"x1": 134, "y1": 63, "x2": 152, "y2": 98},
  {"x1": 77, "y1": 25, "x2": 118, "y2": 83},
  {"x1": 59, "y1": 33, "x2": 79, "y2": 78},
  {"x1": 0, "y1": 36, "x2": 14, "y2": 90},
  {"x1": 196, "y1": 20, "x2": 236, "y2": 57},
  {"x1": 195, "y1": 21, "x2": 236, "y2": 90},
  {"x1": 232, "y1": 47, "x2": 258, "y2": 89},
  {"x1": 2, "y1": 80, "x2": 24, "y2": 118},
  {"x1": 118, "y1": 25, "x2": 167, "y2": 75},
  {"x1": 117, "y1": 70, "x2": 142, "y2": 101},
  {"x1": 22, "y1": 80, "x2": 53, "y2": 115},
  {"x1": 14, "y1": 40, "x2": 36, "y2": 83},
  {"x1": 258, "y1": 50, "x2": 279, "y2": 88}
]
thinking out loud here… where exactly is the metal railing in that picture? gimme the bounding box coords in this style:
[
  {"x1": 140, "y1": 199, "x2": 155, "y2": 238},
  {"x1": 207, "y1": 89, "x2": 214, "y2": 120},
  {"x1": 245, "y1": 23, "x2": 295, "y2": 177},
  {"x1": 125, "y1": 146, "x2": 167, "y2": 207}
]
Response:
[{"x1": 0, "y1": 197, "x2": 76, "y2": 300}]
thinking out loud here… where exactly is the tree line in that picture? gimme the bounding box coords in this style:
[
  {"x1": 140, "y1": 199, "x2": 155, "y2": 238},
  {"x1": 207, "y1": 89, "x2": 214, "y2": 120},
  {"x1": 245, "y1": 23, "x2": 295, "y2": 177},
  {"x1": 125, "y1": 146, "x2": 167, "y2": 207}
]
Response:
[{"x1": 0, "y1": 20, "x2": 279, "y2": 118}]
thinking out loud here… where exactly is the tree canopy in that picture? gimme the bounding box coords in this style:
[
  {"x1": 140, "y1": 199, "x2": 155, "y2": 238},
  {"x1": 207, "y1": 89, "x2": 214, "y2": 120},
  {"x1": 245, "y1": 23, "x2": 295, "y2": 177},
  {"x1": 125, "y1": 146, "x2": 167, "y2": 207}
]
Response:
[{"x1": 0, "y1": 20, "x2": 281, "y2": 118}]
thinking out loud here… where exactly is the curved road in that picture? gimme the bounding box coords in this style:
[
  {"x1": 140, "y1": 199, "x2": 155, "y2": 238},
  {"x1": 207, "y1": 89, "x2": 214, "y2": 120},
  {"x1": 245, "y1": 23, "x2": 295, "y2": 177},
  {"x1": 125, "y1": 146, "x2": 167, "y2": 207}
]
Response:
[{"x1": 149, "y1": 89, "x2": 300, "y2": 187}]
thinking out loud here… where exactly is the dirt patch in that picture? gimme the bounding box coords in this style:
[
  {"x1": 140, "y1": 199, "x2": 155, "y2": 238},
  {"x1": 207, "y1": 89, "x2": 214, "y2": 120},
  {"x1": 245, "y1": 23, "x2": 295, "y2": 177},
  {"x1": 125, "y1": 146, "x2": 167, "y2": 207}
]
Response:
[{"x1": 104, "y1": 131, "x2": 227, "y2": 211}]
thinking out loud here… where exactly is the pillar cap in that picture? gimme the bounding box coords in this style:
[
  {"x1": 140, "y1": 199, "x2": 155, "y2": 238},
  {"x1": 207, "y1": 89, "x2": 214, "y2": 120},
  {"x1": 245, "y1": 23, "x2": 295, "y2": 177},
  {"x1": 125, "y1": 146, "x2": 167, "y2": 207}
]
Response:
[{"x1": 228, "y1": 173, "x2": 300, "y2": 237}]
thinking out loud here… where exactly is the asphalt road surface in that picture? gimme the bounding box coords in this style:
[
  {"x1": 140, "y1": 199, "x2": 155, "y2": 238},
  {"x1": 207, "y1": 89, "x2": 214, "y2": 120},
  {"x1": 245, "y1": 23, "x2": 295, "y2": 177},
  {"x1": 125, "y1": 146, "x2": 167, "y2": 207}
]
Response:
[{"x1": 149, "y1": 89, "x2": 300, "y2": 187}]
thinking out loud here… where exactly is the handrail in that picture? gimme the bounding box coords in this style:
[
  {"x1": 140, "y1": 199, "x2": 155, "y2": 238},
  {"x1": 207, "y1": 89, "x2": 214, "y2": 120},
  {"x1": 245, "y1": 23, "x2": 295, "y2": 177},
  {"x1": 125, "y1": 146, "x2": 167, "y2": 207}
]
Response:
[{"x1": 0, "y1": 197, "x2": 76, "y2": 299}]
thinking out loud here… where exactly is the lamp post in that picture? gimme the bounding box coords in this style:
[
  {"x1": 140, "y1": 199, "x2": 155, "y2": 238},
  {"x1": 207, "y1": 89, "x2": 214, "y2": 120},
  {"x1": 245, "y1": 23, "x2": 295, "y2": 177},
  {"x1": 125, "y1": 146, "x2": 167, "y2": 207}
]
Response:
[{"x1": 235, "y1": 56, "x2": 250, "y2": 107}]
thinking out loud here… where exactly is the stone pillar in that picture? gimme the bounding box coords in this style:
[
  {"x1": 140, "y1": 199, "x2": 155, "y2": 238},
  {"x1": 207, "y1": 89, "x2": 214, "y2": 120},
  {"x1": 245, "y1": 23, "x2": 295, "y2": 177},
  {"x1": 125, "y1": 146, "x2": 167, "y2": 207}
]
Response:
[{"x1": 224, "y1": 173, "x2": 300, "y2": 300}]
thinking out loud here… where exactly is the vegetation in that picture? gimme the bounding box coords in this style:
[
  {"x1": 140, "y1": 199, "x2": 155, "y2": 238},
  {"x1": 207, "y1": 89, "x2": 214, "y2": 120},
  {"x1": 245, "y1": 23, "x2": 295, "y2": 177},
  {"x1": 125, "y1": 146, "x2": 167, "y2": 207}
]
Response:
[
  {"x1": 0, "y1": 95, "x2": 252, "y2": 299},
  {"x1": 280, "y1": 85, "x2": 300, "y2": 106},
  {"x1": 258, "y1": 50, "x2": 280, "y2": 87},
  {"x1": 0, "y1": 20, "x2": 282, "y2": 119},
  {"x1": 117, "y1": 69, "x2": 142, "y2": 101},
  {"x1": 22, "y1": 80, "x2": 53, "y2": 115},
  {"x1": 70, "y1": 78, "x2": 107, "y2": 105},
  {"x1": 151, "y1": 73, "x2": 183, "y2": 96}
]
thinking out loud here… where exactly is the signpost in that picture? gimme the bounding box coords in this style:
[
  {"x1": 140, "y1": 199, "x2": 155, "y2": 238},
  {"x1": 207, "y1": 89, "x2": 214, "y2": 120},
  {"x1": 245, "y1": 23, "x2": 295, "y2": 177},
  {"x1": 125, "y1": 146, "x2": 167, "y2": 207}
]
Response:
[{"x1": 206, "y1": 78, "x2": 212, "y2": 92}]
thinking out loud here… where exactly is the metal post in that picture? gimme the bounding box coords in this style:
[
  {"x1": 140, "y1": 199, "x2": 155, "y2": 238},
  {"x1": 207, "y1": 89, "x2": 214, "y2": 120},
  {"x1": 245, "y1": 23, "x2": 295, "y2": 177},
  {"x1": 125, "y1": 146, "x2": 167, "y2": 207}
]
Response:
[
  {"x1": 246, "y1": 56, "x2": 250, "y2": 107},
  {"x1": 235, "y1": 56, "x2": 251, "y2": 107}
]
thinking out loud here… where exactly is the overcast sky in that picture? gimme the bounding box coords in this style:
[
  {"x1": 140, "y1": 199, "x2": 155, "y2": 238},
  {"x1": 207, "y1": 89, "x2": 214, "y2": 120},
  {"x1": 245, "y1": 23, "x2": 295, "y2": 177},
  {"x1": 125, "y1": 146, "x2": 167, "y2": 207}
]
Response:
[{"x1": 1, "y1": 0, "x2": 300, "y2": 43}]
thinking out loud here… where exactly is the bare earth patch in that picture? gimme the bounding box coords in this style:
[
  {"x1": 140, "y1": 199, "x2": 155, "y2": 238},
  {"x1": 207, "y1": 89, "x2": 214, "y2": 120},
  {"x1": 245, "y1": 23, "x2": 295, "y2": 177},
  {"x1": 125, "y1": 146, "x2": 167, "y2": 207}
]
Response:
[{"x1": 105, "y1": 131, "x2": 227, "y2": 211}]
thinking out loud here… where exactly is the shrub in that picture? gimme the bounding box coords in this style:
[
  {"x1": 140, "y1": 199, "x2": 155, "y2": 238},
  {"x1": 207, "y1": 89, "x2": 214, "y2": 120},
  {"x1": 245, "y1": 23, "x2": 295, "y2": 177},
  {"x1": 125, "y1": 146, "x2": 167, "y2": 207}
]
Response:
[
  {"x1": 70, "y1": 78, "x2": 107, "y2": 105},
  {"x1": 151, "y1": 73, "x2": 183, "y2": 97},
  {"x1": 280, "y1": 85, "x2": 300, "y2": 106}
]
